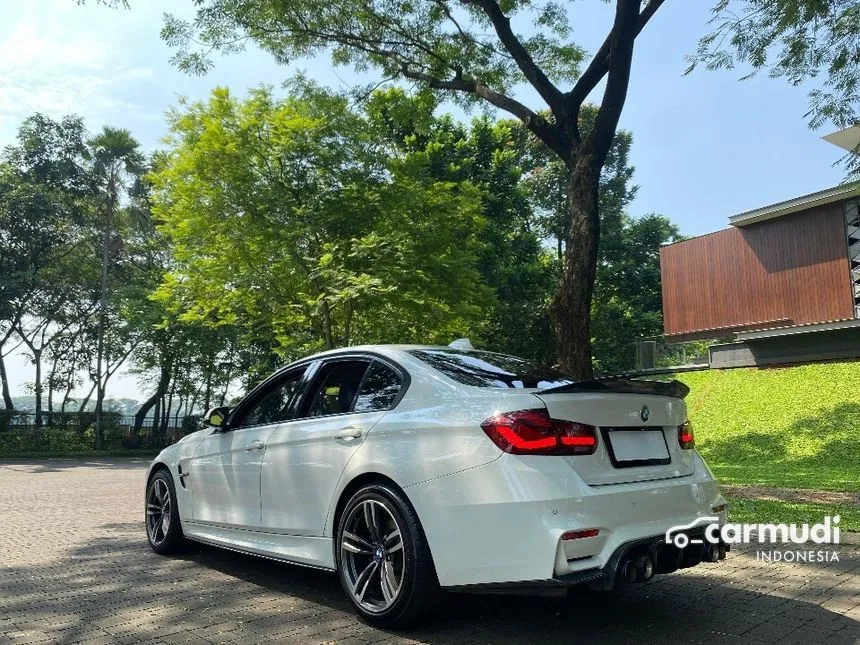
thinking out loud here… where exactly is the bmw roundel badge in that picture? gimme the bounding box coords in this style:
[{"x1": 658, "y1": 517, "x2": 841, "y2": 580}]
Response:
[{"x1": 640, "y1": 405, "x2": 650, "y2": 422}]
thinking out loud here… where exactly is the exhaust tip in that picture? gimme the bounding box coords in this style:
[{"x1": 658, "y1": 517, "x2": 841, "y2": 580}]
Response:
[
  {"x1": 638, "y1": 555, "x2": 654, "y2": 581},
  {"x1": 621, "y1": 559, "x2": 638, "y2": 583},
  {"x1": 620, "y1": 555, "x2": 655, "y2": 583},
  {"x1": 704, "y1": 543, "x2": 719, "y2": 563}
]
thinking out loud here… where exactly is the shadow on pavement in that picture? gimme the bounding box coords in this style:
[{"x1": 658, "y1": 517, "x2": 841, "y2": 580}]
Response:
[{"x1": 0, "y1": 520, "x2": 858, "y2": 644}]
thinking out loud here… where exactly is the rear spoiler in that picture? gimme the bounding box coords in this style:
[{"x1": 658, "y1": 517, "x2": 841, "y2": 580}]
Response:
[{"x1": 540, "y1": 377, "x2": 690, "y2": 399}]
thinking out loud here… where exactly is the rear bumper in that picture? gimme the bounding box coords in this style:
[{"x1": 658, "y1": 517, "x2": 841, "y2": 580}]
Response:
[
  {"x1": 405, "y1": 451, "x2": 727, "y2": 587},
  {"x1": 446, "y1": 529, "x2": 729, "y2": 593}
]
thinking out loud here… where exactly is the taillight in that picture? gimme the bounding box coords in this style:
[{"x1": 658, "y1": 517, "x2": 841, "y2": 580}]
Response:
[
  {"x1": 480, "y1": 409, "x2": 598, "y2": 455},
  {"x1": 678, "y1": 421, "x2": 695, "y2": 449}
]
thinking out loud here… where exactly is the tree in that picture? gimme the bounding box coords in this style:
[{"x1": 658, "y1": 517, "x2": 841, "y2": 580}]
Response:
[
  {"x1": 88, "y1": 127, "x2": 144, "y2": 447},
  {"x1": 689, "y1": 0, "x2": 860, "y2": 175},
  {"x1": 0, "y1": 114, "x2": 94, "y2": 416},
  {"x1": 591, "y1": 213, "x2": 680, "y2": 374},
  {"x1": 151, "y1": 84, "x2": 490, "y2": 384},
  {"x1": 160, "y1": 0, "x2": 667, "y2": 378},
  {"x1": 521, "y1": 106, "x2": 638, "y2": 262},
  {"x1": 366, "y1": 89, "x2": 557, "y2": 362},
  {"x1": 510, "y1": 106, "x2": 679, "y2": 372}
]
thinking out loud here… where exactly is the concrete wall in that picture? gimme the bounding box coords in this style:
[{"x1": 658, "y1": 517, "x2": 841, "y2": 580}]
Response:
[{"x1": 709, "y1": 327, "x2": 860, "y2": 368}]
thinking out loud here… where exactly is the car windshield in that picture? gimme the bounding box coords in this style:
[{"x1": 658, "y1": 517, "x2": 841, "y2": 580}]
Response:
[{"x1": 408, "y1": 348, "x2": 575, "y2": 389}]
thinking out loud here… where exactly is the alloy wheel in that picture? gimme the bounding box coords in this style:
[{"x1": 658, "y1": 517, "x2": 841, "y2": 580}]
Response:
[
  {"x1": 340, "y1": 498, "x2": 405, "y2": 613},
  {"x1": 146, "y1": 478, "x2": 172, "y2": 546}
]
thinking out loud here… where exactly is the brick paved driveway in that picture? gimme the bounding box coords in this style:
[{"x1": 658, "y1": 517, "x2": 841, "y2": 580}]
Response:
[{"x1": 0, "y1": 459, "x2": 858, "y2": 644}]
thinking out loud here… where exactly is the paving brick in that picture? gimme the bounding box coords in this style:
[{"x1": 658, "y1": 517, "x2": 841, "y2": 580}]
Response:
[{"x1": 1, "y1": 458, "x2": 858, "y2": 644}]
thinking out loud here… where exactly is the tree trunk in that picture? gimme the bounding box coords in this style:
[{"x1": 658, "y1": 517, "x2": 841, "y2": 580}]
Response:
[
  {"x1": 93, "y1": 377, "x2": 106, "y2": 447},
  {"x1": 152, "y1": 395, "x2": 162, "y2": 445},
  {"x1": 343, "y1": 300, "x2": 353, "y2": 346},
  {"x1": 552, "y1": 162, "x2": 600, "y2": 380},
  {"x1": 173, "y1": 395, "x2": 184, "y2": 441},
  {"x1": 159, "y1": 393, "x2": 171, "y2": 436},
  {"x1": 203, "y1": 358, "x2": 213, "y2": 411},
  {"x1": 47, "y1": 370, "x2": 54, "y2": 427},
  {"x1": 47, "y1": 353, "x2": 61, "y2": 426},
  {"x1": 94, "y1": 178, "x2": 115, "y2": 450},
  {"x1": 33, "y1": 348, "x2": 43, "y2": 428},
  {"x1": 77, "y1": 381, "x2": 97, "y2": 413},
  {"x1": 0, "y1": 353, "x2": 13, "y2": 410},
  {"x1": 218, "y1": 363, "x2": 233, "y2": 407},
  {"x1": 161, "y1": 378, "x2": 175, "y2": 436},
  {"x1": 61, "y1": 370, "x2": 75, "y2": 413},
  {"x1": 134, "y1": 363, "x2": 171, "y2": 433},
  {"x1": 321, "y1": 299, "x2": 334, "y2": 349}
]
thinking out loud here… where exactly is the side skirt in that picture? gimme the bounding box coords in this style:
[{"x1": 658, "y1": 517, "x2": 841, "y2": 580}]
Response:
[{"x1": 183, "y1": 521, "x2": 336, "y2": 570}]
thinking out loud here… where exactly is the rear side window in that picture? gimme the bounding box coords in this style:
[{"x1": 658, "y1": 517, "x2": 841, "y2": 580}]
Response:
[
  {"x1": 409, "y1": 349, "x2": 573, "y2": 389},
  {"x1": 354, "y1": 362, "x2": 403, "y2": 412},
  {"x1": 306, "y1": 360, "x2": 371, "y2": 417}
]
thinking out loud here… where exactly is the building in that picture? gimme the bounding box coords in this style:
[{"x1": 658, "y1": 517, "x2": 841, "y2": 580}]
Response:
[{"x1": 659, "y1": 127, "x2": 860, "y2": 368}]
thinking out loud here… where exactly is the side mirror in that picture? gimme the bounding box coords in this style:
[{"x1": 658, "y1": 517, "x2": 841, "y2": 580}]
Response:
[{"x1": 201, "y1": 406, "x2": 231, "y2": 430}]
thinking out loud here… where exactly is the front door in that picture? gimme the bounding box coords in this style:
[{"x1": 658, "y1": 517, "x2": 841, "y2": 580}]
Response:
[
  {"x1": 261, "y1": 358, "x2": 405, "y2": 536},
  {"x1": 190, "y1": 366, "x2": 308, "y2": 529}
]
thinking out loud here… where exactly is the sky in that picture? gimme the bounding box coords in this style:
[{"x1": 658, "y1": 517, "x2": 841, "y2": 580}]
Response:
[{"x1": 0, "y1": 0, "x2": 849, "y2": 399}]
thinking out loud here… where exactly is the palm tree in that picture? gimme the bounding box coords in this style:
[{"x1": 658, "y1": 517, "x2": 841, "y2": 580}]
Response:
[{"x1": 88, "y1": 127, "x2": 144, "y2": 449}]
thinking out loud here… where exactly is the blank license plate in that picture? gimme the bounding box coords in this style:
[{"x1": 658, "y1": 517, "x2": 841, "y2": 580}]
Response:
[{"x1": 608, "y1": 429, "x2": 669, "y2": 465}]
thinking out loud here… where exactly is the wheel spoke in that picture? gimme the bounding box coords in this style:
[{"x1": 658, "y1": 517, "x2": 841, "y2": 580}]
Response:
[
  {"x1": 353, "y1": 560, "x2": 378, "y2": 602},
  {"x1": 342, "y1": 531, "x2": 374, "y2": 555},
  {"x1": 146, "y1": 503, "x2": 162, "y2": 516},
  {"x1": 154, "y1": 481, "x2": 166, "y2": 504},
  {"x1": 380, "y1": 560, "x2": 398, "y2": 603},
  {"x1": 363, "y1": 501, "x2": 380, "y2": 542},
  {"x1": 383, "y1": 528, "x2": 402, "y2": 553}
]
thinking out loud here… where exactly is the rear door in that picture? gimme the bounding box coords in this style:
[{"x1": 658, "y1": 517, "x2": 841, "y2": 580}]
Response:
[
  {"x1": 534, "y1": 391, "x2": 694, "y2": 486},
  {"x1": 260, "y1": 357, "x2": 405, "y2": 536}
]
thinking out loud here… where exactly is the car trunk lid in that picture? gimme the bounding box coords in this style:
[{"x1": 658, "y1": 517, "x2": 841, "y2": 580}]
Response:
[{"x1": 534, "y1": 379, "x2": 694, "y2": 486}]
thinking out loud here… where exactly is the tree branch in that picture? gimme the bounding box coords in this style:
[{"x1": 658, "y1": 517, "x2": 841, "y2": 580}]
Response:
[
  {"x1": 567, "y1": 0, "x2": 665, "y2": 109},
  {"x1": 467, "y1": 0, "x2": 565, "y2": 114},
  {"x1": 584, "y1": 0, "x2": 641, "y2": 168},
  {"x1": 396, "y1": 62, "x2": 569, "y2": 159},
  {"x1": 434, "y1": 0, "x2": 512, "y2": 61},
  {"x1": 245, "y1": 7, "x2": 572, "y2": 157}
]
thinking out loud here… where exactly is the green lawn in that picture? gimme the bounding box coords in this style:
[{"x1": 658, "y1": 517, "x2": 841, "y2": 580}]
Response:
[
  {"x1": 726, "y1": 498, "x2": 860, "y2": 532},
  {"x1": 677, "y1": 362, "x2": 860, "y2": 530},
  {"x1": 678, "y1": 361, "x2": 860, "y2": 492}
]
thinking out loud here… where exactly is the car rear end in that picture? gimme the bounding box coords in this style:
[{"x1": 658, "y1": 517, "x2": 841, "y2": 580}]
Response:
[{"x1": 402, "y1": 348, "x2": 728, "y2": 590}]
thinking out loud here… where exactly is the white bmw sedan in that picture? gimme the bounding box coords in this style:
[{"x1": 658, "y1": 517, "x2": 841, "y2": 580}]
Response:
[{"x1": 145, "y1": 344, "x2": 727, "y2": 627}]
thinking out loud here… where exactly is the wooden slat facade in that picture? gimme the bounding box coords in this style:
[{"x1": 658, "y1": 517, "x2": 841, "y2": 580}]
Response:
[{"x1": 660, "y1": 201, "x2": 855, "y2": 340}]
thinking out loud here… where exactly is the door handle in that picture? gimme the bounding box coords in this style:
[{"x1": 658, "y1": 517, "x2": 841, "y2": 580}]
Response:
[
  {"x1": 333, "y1": 427, "x2": 363, "y2": 440},
  {"x1": 245, "y1": 439, "x2": 265, "y2": 451}
]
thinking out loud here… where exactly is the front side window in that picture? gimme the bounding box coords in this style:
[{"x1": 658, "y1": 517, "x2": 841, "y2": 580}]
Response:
[
  {"x1": 353, "y1": 361, "x2": 403, "y2": 412},
  {"x1": 409, "y1": 349, "x2": 574, "y2": 389},
  {"x1": 306, "y1": 360, "x2": 371, "y2": 417},
  {"x1": 233, "y1": 368, "x2": 306, "y2": 427}
]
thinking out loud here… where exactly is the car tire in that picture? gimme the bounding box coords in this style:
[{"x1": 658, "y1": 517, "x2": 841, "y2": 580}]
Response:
[
  {"x1": 336, "y1": 483, "x2": 441, "y2": 628},
  {"x1": 145, "y1": 468, "x2": 186, "y2": 555}
]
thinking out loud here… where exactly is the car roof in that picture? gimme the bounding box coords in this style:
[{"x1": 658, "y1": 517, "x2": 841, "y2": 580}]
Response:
[{"x1": 299, "y1": 344, "x2": 449, "y2": 361}]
